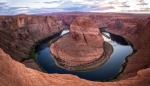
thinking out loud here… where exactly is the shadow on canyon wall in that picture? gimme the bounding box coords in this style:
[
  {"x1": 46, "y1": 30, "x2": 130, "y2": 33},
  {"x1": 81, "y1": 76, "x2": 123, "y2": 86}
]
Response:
[{"x1": 0, "y1": 13, "x2": 150, "y2": 86}]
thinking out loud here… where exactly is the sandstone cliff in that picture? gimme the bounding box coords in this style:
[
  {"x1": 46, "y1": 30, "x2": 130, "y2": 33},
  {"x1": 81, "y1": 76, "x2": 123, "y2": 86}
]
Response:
[
  {"x1": 0, "y1": 48, "x2": 150, "y2": 86},
  {"x1": 0, "y1": 15, "x2": 65, "y2": 61},
  {"x1": 0, "y1": 13, "x2": 150, "y2": 85},
  {"x1": 57, "y1": 13, "x2": 150, "y2": 80},
  {"x1": 107, "y1": 17, "x2": 150, "y2": 80},
  {"x1": 50, "y1": 16, "x2": 104, "y2": 69},
  {"x1": 0, "y1": 15, "x2": 66, "y2": 69}
]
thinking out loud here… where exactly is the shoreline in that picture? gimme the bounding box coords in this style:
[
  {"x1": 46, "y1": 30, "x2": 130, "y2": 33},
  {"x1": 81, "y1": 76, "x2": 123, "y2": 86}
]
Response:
[
  {"x1": 21, "y1": 30, "x2": 63, "y2": 73},
  {"x1": 101, "y1": 30, "x2": 137, "y2": 81},
  {"x1": 106, "y1": 27, "x2": 150, "y2": 80},
  {"x1": 25, "y1": 29, "x2": 135, "y2": 81},
  {"x1": 52, "y1": 41, "x2": 113, "y2": 71}
]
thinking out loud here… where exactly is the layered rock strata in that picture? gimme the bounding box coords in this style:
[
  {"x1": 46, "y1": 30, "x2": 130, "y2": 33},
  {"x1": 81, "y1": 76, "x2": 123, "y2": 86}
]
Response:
[
  {"x1": 0, "y1": 48, "x2": 150, "y2": 86},
  {"x1": 0, "y1": 13, "x2": 150, "y2": 83},
  {"x1": 0, "y1": 15, "x2": 65, "y2": 70},
  {"x1": 50, "y1": 16, "x2": 104, "y2": 69}
]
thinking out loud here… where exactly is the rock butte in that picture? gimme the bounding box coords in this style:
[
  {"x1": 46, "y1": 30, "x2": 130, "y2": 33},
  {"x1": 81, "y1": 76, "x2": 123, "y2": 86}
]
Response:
[
  {"x1": 50, "y1": 16, "x2": 104, "y2": 68},
  {"x1": 0, "y1": 13, "x2": 150, "y2": 85}
]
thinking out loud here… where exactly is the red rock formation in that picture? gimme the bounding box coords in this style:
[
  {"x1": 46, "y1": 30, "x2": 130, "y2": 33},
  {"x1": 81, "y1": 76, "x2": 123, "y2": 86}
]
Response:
[
  {"x1": 0, "y1": 15, "x2": 66, "y2": 70},
  {"x1": 107, "y1": 17, "x2": 150, "y2": 79},
  {"x1": 50, "y1": 16, "x2": 104, "y2": 68},
  {"x1": 70, "y1": 16, "x2": 103, "y2": 47},
  {"x1": 0, "y1": 13, "x2": 150, "y2": 84},
  {"x1": 0, "y1": 48, "x2": 150, "y2": 86},
  {"x1": 0, "y1": 16, "x2": 63, "y2": 58},
  {"x1": 0, "y1": 15, "x2": 65, "y2": 62}
]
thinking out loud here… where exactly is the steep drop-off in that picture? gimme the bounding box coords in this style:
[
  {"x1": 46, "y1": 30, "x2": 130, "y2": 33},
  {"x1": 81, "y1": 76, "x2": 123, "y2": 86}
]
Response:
[
  {"x1": 107, "y1": 17, "x2": 150, "y2": 79},
  {"x1": 59, "y1": 13, "x2": 150, "y2": 80},
  {"x1": 0, "y1": 48, "x2": 150, "y2": 86},
  {"x1": 50, "y1": 16, "x2": 104, "y2": 69},
  {"x1": 0, "y1": 13, "x2": 150, "y2": 85},
  {"x1": 0, "y1": 15, "x2": 66, "y2": 70}
]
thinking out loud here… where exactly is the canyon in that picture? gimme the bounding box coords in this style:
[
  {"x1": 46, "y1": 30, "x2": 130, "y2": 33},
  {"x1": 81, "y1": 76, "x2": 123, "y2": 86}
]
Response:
[
  {"x1": 0, "y1": 15, "x2": 66, "y2": 70},
  {"x1": 50, "y1": 16, "x2": 105, "y2": 70},
  {"x1": 0, "y1": 13, "x2": 150, "y2": 85}
]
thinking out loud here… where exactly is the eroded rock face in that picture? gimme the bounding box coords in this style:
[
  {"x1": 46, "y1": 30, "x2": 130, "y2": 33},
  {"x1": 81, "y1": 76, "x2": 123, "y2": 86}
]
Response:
[
  {"x1": 50, "y1": 16, "x2": 104, "y2": 69},
  {"x1": 0, "y1": 48, "x2": 150, "y2": 86},
  {"x1": 70, "y1": 16, "x2": 103, "y2": 47},
  {"x1": 0, "y1": 15, "x2": 65, "y2": 62},
  {"x1": 107, "y1": 17, "x2": 150, "y2": 79},
  {"x1": 0, "y1": 13, "x2": 150, "y2": 84},
  {"x1": 0, "y1": 15, "x2": 66, "y2": 71}
]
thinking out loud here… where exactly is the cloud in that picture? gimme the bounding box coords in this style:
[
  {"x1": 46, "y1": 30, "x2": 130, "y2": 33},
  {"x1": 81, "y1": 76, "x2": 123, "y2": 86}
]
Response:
[
  {"x1": 33, "y1": 2, "x2": 40, "y2": 3},
  {"x1": 107, "y1": 1, "x2": 123, "y2": 6},
  {"x1": 137, "y1": 2, "x2": 148, "y2": 5},
  {"x1": 27, "y1": 8, "x2": 62, "y2": 14},
  {"x1": 136, "y1": 0, "x2": 148, "y2": 5},
  {"x1": 100, "y1": 6, "x2": 115, "y2": 11},
  {"x1": 62, "y1": 5, "x2": 89, "y2": 11},
  {"x1": 119, "y1": 2, "x2": 130, "y2": 8},
  {"x1": 0, "y1": 0, "x2": 150, "y2": 15},
  {"x1": 140, "y1": 7, "x2": 150, "y2": 11},
  {"x1": 0, "y1": 2, "x2": 8, "y2": 7},
  {"x1": 0, "y1": 2, "x2": 6, "y2": 5},
  {"x1": 43, "y1": 0, "x2": 61, "y2": 4},
  {"x1": 0, "y1": 2, "x2": 9, "y2": 15},
  {"x1": 2, "y1": 7, "x2": 29, "y2": 15},
  {"x1": 57, "y1": 1, "x2": 83, "y2": 9},
  {"x1": 85, "y1": 0, "x2": 103, "y2": 1},
  {"x1": 119, "y1": 5, "x2": 130, "y2": 8},
  {"x1": 15, "y1": 7, "x2": 29, "y2": 14},
  {"x1": 44, "y1": 1, "x2": 61, "y2": 4}
]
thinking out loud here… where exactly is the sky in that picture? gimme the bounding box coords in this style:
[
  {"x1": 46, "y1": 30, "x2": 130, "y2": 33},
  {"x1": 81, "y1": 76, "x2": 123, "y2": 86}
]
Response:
[{"x1": 0, "y1": 0, "x2": 150, "y2": 15}]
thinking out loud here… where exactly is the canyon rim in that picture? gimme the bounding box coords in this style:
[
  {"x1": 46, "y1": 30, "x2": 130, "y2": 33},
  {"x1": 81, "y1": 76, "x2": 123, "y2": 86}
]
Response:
[{"x1": 0, "y1": 12, "x2": 150, "y2": 86}]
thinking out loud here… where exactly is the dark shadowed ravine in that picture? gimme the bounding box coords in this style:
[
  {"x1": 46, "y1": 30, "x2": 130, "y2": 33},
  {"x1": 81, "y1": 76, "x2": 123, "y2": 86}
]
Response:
[{"x1": 35, "y1": 30, "x2": 133, "y2": 81}]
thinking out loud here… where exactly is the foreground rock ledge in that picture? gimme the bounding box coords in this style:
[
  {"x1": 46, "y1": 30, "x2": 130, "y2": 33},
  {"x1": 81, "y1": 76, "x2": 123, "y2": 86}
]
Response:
[
  {"x1": 0, "y1": 48, "x2": 150, "y2": 86},
  {"x1": 50, "y1": 16, "x2": 104, "y2": 69}
]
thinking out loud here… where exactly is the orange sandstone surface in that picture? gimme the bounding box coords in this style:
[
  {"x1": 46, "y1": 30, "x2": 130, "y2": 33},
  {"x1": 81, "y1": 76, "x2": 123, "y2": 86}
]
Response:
[
  {"x1": 0, "y1": 48, "x2": 150, "y2": 86},
  {"x1": 50, "y1": 16, "x2": 104, "y2": 67},
  {"x1": 0, "y1": 13, "x2": 150, "y2": 86}
]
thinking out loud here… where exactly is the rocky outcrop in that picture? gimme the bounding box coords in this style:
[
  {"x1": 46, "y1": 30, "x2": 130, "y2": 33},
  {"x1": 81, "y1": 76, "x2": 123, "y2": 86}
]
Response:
[
  {"x1": 50, "y1": 13, "x2": 150, "y2": 81},
  {"x1": 0, "y1": 15, "x2": 66, "y2": 71},
  {"x1": 0, "y1": 48, "x2": 150, "y2": 86},
  {"x1": 70, "y1": 16, "x2": 103, "y2": 47},
  {"x1": 0, "y1": 13, "x2": 150, "y2": 85},
  {"x1": 0, "y1": 15, "x2": 65, "y2": 62},
  {"x1": 50, "y1": 16, "x2": 104, "y2": 70},
  {"x1": 106, "y1": 17, "x2": 150, "y2": 79},
  {"x1": 0, "y1": 13, "x2": 137, "y2": 62}
]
